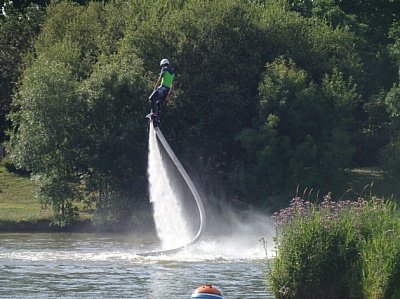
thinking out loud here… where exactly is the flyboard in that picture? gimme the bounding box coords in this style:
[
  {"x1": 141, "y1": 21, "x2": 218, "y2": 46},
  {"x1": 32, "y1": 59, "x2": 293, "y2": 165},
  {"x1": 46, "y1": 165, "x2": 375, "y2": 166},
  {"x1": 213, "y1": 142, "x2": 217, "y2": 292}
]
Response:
[{"x1": 138, "y1": 116, "x2": 206, "y2": 256}]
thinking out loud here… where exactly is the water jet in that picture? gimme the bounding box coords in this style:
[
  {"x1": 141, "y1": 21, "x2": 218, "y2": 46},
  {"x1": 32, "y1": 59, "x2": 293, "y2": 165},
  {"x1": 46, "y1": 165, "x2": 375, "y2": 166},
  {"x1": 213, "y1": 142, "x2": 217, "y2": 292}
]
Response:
[{"x1": 139, "y1": 123, "x2": 206, "y2": 256}]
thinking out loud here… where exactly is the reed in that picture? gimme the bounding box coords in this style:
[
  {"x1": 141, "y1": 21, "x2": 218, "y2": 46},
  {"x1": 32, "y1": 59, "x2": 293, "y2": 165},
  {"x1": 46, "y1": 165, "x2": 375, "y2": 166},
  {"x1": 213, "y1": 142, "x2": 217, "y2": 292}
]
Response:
[{"x1": 269, "y1": 195, "x2": 400, "y2": 299}]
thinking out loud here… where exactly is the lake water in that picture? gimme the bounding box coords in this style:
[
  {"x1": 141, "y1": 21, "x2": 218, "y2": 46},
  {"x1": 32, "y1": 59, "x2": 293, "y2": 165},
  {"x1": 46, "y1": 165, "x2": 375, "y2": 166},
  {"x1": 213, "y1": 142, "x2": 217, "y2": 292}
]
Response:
[{"x1": 0, "y1": 232, "x2": 275, "y2": 298}]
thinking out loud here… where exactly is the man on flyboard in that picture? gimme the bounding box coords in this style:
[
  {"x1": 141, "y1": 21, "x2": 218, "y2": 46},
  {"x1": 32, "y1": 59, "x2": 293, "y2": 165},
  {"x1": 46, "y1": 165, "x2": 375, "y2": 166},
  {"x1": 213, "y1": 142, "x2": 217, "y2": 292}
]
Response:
[{"x1": 147, "y1": 58, "x2": 176, "y2": 126}]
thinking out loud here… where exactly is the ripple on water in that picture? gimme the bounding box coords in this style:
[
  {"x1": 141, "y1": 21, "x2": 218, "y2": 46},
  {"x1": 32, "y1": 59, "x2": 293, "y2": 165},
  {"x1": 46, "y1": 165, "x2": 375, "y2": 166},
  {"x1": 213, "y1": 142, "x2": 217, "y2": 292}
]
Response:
[{"x1": 0, "y1": 233, "x2": 274, "y2": 298}]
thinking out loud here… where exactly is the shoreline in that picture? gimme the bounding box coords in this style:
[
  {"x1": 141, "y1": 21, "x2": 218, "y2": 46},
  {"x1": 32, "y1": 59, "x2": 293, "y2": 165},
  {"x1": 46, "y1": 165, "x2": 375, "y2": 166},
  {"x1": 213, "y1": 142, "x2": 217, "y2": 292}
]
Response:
[{"x1": 0, "y1": 219, "x2": 156, "y2": 234}]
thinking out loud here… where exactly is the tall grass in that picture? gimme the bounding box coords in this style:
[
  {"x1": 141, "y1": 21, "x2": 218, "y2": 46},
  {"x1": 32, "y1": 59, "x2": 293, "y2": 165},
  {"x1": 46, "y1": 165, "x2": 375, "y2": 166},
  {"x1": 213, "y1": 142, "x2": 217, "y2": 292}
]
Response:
[{"x1": 268, "y1": 195, "x2": 400, "y2": 299}]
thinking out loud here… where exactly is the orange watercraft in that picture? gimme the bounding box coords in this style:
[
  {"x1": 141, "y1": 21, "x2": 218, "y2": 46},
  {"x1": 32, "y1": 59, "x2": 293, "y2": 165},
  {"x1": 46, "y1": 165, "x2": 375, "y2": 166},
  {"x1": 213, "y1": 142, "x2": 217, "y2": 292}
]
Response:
[{"x1": 191, "y1": 284, "x2": 223, "y2": 298}]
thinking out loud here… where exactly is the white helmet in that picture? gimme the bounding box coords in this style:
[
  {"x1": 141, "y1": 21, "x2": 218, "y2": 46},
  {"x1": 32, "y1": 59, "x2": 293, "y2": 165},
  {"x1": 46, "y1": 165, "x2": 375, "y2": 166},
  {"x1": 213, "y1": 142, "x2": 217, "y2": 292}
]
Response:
[{"x1": 160, "y1": 58, "x2": 169, "y2": 66}]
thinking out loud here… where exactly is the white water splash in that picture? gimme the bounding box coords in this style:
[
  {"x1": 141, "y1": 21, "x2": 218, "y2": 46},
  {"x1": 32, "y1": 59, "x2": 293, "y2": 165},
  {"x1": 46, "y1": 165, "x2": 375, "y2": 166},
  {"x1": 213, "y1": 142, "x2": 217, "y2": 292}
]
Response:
[{"x1": 147, "y1": 125, "x2": 192, "y2": 249}]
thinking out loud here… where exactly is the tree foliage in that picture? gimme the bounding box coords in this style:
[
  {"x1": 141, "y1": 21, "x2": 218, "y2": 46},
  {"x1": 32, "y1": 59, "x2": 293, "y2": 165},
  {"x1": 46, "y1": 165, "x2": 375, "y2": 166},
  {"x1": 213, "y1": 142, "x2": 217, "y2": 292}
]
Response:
[
  {"x1": 0, "y1": 2, "x2": 44, "y2": 142},
  {"x1": 4, "y1": 0, "x2": 400, "y2": 224},
  {"x1": 236, "y1": 58, "x2": 359, "y2": 203},
  {"x1": 9, "y1": 1, "x2": 149, "y2": 225}
]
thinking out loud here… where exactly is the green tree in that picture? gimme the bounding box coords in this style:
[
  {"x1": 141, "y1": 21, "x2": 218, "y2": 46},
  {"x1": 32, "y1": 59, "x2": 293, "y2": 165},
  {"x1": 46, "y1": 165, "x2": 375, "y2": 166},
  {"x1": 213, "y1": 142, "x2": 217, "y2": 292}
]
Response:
[
  {"x1": 287, "y1": 0, "x2": 400, "y2": 45},
  {"x1": 78, "y1": 53, "x2": 149, "y2": 224},
  {"x1": 237, "y1": 58, "x2": 359, "y2": 205},
  {"x1": 379, "y1": 22, "x2": 400, "y2": 178},
  {"x1": 125, "y1": 0, "x2": 269, "y2": 194},
  {"x1": 286, "y1": 0, "x2": 400, "y2": 166},
  {"x1": 124, "y1": 0, "x2": 362, "y2": 203},
  {"x1": 10, "y1": 58, "x2": 82, "y2": 225},
  {"x1": 381, "y1": 82, "x2": 400, "y2": 178},
  {"x1": 8, "y1": 0, "x2": 395, "y2": 216},
  {"x1": 0, "y1": 3, "x2": 44, "y2": 142},
  {"x1": 9, "y1": 1, "x2": 149, "y2": 226}
]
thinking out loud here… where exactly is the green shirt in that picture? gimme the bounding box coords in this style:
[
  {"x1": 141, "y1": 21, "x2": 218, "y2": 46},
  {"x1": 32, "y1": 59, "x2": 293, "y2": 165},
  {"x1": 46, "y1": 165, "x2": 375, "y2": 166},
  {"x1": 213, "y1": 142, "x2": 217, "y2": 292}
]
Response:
[{"x1": 160, "y1": 66, "x2": 175, "y2": 88}]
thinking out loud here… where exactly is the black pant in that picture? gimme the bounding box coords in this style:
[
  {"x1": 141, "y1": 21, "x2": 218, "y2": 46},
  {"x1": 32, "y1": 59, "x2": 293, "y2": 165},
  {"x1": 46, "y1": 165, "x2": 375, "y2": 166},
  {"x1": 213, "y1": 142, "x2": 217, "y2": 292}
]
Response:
[{"x1": 149, "y1": 86, "x2": 169, "y2": 114}]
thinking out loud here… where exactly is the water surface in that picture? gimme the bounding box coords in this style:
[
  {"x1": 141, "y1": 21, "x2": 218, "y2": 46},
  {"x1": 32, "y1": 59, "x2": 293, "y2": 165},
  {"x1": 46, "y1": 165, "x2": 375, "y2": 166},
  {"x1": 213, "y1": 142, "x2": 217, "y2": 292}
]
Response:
[{"x1": 0, "y1": 233, "x2": 273, "y2": 298}]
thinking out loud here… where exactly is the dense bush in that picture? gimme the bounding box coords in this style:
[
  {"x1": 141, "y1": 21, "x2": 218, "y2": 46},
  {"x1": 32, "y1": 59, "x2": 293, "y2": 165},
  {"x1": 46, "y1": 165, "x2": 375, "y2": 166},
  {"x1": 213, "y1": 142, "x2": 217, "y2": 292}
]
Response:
[{"x1": 269, "y1": 196, "x2": 400, "y2": 299}]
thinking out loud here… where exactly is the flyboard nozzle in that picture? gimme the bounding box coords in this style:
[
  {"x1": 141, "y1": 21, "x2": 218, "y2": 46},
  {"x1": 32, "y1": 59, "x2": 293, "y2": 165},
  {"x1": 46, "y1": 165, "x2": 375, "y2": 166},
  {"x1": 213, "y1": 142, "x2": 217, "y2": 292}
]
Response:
[{"x1": 190, "y1": 284, "x2": 224, "y2": 298}]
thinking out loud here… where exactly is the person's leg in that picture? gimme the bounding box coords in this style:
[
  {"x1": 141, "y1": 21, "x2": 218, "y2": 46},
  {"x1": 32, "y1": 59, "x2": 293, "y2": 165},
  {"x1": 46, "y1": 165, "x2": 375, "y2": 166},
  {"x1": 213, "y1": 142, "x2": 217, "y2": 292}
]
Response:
[
  {"x1": 149, "y1": 89, "x2": 163, "y2": 114},
  {"x1": 148, "y1": 90, "x2": 157, "y2": 113},
  {"x1": 157, "y1": 88, "x2": 169, "y2": 108}
]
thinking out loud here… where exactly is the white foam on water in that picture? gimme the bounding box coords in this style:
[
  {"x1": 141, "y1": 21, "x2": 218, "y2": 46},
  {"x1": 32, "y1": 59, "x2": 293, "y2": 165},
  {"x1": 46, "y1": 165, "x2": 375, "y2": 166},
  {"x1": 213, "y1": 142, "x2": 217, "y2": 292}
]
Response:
[{"x1": 0, "y1": 237, "x2": 268, "y2": 264}]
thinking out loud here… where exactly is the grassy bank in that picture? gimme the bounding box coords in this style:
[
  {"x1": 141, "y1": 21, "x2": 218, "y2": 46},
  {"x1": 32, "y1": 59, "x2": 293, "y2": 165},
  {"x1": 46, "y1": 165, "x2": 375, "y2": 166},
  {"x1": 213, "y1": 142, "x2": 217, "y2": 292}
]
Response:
[
  {"x1": 0, "y1": 163, "x2": 155, "y2": 232},
  {"x1": 0, "y1": 164, "x2": 53, "y2": 223},
  {"x1": 0, "y1": 164, "x2": 96, "y2": 231},
  {"x1": 1, "y1": 161, "x2": 399, "y2": 232},
  {"x1": 269, "y1": 196, "x2": 400, "y2": 299}
]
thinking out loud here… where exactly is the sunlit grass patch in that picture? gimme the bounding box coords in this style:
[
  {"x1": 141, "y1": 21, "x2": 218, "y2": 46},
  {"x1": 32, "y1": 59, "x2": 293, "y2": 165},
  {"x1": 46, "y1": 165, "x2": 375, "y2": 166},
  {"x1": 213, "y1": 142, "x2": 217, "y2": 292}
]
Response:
[{"x1": 0, "y1": 164, "x2": 52, "y2": 221}]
